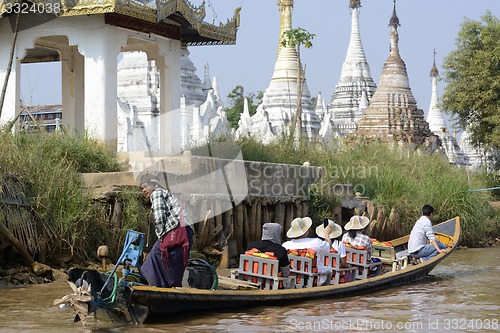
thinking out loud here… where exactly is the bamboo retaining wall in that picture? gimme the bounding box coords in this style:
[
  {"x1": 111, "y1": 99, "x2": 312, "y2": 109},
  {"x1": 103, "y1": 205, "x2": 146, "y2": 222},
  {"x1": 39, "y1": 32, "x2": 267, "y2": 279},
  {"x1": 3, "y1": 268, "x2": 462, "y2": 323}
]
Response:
[{"x1": 82, "y1": 155, "x2": 323, "y2": 262}]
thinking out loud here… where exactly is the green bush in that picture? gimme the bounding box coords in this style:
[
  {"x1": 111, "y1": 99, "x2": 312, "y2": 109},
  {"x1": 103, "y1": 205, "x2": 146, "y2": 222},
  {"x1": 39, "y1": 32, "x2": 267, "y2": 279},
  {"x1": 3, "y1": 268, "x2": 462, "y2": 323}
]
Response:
[
  {"x1": 0, "y1": 129, "x2": 124, "y2": 262},
  {"x1": 198, "y1": 136, "x2": 499, "y2": 246}
]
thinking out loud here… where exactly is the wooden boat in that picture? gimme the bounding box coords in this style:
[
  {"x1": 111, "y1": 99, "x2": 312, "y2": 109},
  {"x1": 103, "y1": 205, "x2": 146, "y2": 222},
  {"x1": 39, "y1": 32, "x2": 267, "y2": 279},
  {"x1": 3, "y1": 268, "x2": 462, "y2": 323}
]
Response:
[{"x1": 66, "y1": 216, "x2": 460, "y2": 323}]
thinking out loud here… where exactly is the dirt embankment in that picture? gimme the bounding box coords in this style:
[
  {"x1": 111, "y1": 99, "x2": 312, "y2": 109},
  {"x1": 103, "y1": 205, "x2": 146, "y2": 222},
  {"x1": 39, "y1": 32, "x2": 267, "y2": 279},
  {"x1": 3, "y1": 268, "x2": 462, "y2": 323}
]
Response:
[{"x1": 489, "y1": 201, "x2": 500, "y2": 209}]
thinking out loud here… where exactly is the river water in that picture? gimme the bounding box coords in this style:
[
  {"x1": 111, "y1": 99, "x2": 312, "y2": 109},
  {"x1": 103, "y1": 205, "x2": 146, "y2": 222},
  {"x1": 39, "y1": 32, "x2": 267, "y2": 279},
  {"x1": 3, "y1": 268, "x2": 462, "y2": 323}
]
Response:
[{"x1": 0, "y1": 247, "x2": 498, "y2": 333}]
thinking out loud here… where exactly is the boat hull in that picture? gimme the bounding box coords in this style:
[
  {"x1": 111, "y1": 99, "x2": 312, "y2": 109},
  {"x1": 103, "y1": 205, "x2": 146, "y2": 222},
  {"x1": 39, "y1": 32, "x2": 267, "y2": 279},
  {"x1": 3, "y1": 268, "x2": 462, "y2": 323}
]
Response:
[{"x1": 131, "y1": 217, "x2": 460, "y2": 318}]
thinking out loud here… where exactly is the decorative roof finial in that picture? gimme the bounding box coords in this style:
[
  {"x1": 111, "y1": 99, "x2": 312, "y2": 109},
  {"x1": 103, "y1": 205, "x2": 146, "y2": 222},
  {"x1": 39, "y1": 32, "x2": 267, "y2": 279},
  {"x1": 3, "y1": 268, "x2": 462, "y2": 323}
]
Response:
[
  {"x1": 430, "y1": 49, "x2": 439, "y2": 77},
  {"x1": 350, "y1": 0, "x2": 361, "y2": 9},
  {"x1": 389, "y1": 0, "x2": 400, "y2": 28}
]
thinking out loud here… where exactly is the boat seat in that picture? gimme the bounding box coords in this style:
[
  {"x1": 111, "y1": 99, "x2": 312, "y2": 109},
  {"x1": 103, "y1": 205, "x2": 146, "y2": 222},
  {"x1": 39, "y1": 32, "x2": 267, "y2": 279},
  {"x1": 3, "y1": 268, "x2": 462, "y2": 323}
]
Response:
[
  {"x1": 288, "y1": 254, "x2": 331, "y2": 288},
  {"x1": 231, "y1": 255, "x2": 295, "y2": 290},
  {"x1": 392, "y1": 250, "x2": 409, "y2": 271},
  {"x1": 373, "y1": 245, "x2": 409, "y2": 272},
  {"x1": 345, "y1": 248, "x2": 382, "y2": 280},
  {"x1": 321, "y1": 252, "x2": 357, "y2": 284}
]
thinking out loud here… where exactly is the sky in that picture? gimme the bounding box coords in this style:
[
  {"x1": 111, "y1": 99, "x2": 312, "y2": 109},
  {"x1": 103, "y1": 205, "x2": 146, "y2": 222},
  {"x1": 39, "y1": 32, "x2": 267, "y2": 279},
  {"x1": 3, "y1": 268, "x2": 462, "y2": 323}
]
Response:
[{"x1": 21, "y1": 0, "x2": 499, "y2": 129}]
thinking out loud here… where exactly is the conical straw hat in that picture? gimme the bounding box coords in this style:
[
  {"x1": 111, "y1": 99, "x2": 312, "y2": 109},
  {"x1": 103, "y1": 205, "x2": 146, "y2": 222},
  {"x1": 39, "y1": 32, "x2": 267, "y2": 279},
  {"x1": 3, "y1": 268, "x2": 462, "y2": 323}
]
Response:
[
  {"x1": 344, "y1": 215, "x2": 370, "y2": 230},
  {"x1": 286, "y1": 217, "x2": 313, "y2": 238},
  {"x1": 316, "y1": 219, "x2": 342, "y2": 239}
]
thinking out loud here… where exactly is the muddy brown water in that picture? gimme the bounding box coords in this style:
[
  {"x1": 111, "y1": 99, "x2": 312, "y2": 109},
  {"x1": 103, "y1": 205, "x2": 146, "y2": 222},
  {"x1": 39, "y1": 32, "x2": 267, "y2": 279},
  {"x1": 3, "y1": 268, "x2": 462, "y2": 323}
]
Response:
[{"x1": 0, "y1": 247, "x2": 498, "y2": 333}]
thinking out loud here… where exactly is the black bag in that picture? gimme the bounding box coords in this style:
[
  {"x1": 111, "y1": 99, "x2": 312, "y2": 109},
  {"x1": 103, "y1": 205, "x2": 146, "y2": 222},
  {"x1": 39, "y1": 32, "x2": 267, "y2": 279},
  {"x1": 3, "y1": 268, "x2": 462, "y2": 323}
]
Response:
[{"x1": 185, "y1": 258, "x2": 217, "y2": 290}]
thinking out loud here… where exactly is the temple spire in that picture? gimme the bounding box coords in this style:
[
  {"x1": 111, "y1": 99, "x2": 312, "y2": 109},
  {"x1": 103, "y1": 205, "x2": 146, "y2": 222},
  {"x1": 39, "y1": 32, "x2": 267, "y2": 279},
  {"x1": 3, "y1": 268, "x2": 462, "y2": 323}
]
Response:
[
  {"x1": 427, "y1": 50, "x2": 447, "y2": 133},
  {"x1": 430, "y1": 49, "x2": 439, "y2": 77},
  {"x1": 327, "y1": 0, "x2": 376, "y2": 136},
  {"x1": 355, "y1": 1, "x2": 432, "y2": 146},
  {"x1": 389, "y1": 0, "x2": 400, "y2": 28},
  {"x1": 277, "y1": 0, "x2": 294, "y2": 55},
  {"x1": 350, "y1": 0, "x2": 361, "y2": 9},
  {"x1": 238, "y1": 0, "x2": 320, "y2": 141},
  {"x1": 389, "y1": 0, "x2": 400, "y2": 56}
]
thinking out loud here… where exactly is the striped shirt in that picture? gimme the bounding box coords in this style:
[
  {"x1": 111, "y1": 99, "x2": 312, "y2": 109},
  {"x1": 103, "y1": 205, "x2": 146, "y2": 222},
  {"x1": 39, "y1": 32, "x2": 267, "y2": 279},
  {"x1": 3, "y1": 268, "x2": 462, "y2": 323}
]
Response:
[
  {"x1": 342, "y1": 231, "x2": 374, "y2": 260},
  {"x1": 150, "y1": 188, "x2": 189, "y2": 239}
]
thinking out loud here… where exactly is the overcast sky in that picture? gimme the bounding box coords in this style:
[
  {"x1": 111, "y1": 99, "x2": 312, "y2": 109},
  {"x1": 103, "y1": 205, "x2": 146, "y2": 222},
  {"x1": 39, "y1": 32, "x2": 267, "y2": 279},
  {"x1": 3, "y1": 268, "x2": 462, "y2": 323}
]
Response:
[{"x1": 21, "y1": 0, "x2": 498, "y2": 129}]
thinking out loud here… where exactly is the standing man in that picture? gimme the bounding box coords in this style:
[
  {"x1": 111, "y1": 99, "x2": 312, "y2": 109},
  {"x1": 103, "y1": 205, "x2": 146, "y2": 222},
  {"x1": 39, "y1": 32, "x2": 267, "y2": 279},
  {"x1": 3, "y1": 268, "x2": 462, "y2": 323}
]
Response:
[
  {"x1": 408, "y1": 205, "x2": 447, "y2": 262},
  {"x1": 140, "y1": 173, "x2": 193, "y2": 287}
]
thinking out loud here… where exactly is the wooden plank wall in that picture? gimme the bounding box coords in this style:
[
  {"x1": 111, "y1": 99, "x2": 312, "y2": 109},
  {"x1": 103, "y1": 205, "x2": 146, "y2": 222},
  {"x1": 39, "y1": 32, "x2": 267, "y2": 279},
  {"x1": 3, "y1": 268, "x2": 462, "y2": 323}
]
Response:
[{"x1": 189, "y1": 197, "x2": 309, "y2": 256}]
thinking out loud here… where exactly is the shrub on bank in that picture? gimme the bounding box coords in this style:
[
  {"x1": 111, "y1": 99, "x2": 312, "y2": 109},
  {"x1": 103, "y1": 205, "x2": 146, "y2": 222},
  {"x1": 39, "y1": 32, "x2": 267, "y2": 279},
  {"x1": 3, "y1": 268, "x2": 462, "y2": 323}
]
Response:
[
  {"x1": 0, "y1": 129, "x2": 145, "y2": 263},
  {"x1": 1, "y1": 129, "x2": 497, "y2": 267},
  {"x1": 231, "y1": 136, "x2": 499, "y2": 246}
]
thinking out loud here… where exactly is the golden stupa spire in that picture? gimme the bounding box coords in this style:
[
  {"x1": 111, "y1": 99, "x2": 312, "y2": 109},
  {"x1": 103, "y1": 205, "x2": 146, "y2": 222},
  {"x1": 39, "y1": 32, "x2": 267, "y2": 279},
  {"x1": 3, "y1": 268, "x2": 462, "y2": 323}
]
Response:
[{"x1": 277, "y1": 0, "x2": 294, "y2": 53}]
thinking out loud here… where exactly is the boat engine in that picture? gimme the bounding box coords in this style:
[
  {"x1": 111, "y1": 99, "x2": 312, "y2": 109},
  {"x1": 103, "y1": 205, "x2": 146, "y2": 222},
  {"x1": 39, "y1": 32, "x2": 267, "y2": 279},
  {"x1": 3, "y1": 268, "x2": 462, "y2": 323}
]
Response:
[{"x1": 184, "y1": 258, "x2": 218, "y2": 290}]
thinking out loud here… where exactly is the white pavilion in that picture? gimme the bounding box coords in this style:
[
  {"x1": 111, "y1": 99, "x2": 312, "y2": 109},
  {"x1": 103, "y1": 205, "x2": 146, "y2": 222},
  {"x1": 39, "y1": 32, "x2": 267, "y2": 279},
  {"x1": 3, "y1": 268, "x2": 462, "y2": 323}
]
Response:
[{"x1": 0, "y1": 0, "x2": 240, "y2": 155}]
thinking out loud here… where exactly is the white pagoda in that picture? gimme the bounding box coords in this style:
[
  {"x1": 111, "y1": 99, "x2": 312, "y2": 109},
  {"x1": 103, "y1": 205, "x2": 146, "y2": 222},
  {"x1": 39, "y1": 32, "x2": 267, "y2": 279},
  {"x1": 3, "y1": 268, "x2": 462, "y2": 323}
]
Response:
[
  {"x1": 236, "y1": 0, "x2": 321, "y2": 142},
  {"x1": 326, "y1": 0, "x2": 377, "y2": 137},
  {"x1": 425, "y1": 52, "x2": 466, "y2": 165}
]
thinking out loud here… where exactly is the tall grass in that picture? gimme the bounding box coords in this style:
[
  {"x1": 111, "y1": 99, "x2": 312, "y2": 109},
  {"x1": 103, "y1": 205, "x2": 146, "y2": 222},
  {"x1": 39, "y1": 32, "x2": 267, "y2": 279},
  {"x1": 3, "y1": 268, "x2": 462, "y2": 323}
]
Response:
[
  {"x1": 0, "y1": 128, "x2": 125, "y2": 262},
  {"x1": 230, "y1": 136, "x2": 499, "y2": 245},
  {"x1": 1, "y1": 127, "x2": 497, "y2": 266}
]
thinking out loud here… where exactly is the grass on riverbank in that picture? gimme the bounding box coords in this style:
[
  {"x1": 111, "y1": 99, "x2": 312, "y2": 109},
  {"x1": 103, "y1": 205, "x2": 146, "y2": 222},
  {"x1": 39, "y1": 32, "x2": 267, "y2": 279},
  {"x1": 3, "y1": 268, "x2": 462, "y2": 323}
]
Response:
[
  {"x1": 1, "y1": 129, "x2": 498, "y2": 267},
  {"x1": 231, "y1": 135, "x2": 499, "y2": 246},
  {"x1": 0, "y1": 129, "x2": 145, "y2": 263}
]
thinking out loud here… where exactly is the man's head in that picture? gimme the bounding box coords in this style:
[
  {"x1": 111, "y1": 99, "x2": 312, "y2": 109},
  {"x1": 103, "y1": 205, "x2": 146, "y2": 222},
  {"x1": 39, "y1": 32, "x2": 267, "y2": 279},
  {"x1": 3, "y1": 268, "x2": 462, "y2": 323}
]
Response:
[
  {"x1": 139, "y1": 174, "x2": 161, "y2": 199},
  {"x1": 422, "y1": 204, "x2": 434, "y2": 218}
]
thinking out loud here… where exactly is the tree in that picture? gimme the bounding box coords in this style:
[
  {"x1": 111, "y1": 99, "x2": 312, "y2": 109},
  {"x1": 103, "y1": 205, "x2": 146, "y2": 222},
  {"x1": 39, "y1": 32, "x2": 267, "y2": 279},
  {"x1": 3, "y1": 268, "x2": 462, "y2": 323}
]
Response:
[
  {"x1": 281, "y1": 27, "x2": 315, "y2": 138},
  {"x1": 225, "y1": 85, "x2": 263, "y2": 128},
  {"x1": 440, "y1": 11, "x2": 500, "y2": 151}
]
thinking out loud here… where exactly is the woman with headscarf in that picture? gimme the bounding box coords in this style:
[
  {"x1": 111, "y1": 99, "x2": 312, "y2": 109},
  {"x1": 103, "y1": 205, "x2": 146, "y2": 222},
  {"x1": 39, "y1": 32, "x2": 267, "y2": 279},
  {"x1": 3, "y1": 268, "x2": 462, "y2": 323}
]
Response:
[{"x1": 246, "y1": 223, "x2": 290, "y2": 277}]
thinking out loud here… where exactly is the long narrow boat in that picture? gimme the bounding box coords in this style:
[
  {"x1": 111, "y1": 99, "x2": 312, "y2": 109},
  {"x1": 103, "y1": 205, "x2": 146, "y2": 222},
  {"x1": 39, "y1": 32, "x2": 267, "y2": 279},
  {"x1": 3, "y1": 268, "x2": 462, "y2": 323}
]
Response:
[{"x1": 66, "y1": 216, "x2": 460, "y2": 323}]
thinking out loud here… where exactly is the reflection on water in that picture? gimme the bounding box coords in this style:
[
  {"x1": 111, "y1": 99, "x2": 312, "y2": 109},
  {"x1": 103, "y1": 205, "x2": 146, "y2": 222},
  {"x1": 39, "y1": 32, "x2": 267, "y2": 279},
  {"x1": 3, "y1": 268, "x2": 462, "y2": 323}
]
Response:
[{"x1": 0, "y1": 248, "x2": 499, "y2": 333}]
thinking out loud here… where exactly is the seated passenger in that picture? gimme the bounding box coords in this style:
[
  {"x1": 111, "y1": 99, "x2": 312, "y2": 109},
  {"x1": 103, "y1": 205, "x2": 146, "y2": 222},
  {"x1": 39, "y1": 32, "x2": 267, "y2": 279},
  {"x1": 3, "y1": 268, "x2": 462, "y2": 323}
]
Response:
[
  {"x1": 282, "y1": 217, "x2": 332, "y2": 285},
  {"x1": 246, "y1": 223, "x2": 290, "y2": 277},
  {"x1": 342, "y1": 215, "x2": 380, "y2": 275},
  {"x1": 342, "y1": 215, "x2": 374, "y2": 260},
  {"x1": 316, "y1": 219, "x2": 349, "y2": 268}
]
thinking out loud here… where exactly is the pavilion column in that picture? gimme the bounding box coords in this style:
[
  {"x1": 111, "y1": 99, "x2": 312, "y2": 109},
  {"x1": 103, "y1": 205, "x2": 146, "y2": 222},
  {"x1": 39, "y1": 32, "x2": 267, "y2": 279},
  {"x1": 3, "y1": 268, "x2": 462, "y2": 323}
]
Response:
[
  {"x1": 157, "y1": 40, "x2": 182, "y2": 154},
  {"x1": 61, "y1": 45, "x2": 85, "y2": 133},
  {"x1": 0, "y1": 19, "x2": 21, "y2": 125},
  {"x1": 79, "y1": 30, "x2": 121, "y2": 149}
]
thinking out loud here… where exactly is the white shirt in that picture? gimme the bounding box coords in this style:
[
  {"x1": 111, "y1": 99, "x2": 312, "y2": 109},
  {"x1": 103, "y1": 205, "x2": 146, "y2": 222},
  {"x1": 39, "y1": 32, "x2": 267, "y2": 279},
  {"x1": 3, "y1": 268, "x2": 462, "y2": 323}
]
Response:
[
  {"x1": 332, "y1": 239, "x2": 347, "y2": 258},
  {"x1": 282, "y1": 238, "x2": 331, "y2": 275},
  {"x1": 408, "y1": 215, "x2": 437, "y2": 254}
]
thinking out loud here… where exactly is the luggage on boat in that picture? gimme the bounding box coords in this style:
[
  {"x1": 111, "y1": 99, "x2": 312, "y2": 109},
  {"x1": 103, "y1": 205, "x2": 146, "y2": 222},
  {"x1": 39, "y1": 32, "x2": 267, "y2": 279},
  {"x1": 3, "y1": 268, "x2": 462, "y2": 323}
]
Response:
[{"x1": 184, "y1": 258, "x2": 217, "y2": 290}]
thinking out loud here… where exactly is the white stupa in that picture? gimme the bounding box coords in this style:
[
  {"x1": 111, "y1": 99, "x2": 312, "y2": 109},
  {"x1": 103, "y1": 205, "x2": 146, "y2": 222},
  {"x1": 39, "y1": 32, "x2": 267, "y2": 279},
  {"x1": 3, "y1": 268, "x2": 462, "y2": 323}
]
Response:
[
  {"x1": 116, "y1": 45, "x2": 231, "y2": 152},
  {"x1": 327, "y1": 0, "x2": 377, "y2": 137},
  {"x1": 237, "y1": 0, "x2": 321, "y2": 141},
  {"x1": 425, "y1": 52, "x2": 466, "y2": 165}
]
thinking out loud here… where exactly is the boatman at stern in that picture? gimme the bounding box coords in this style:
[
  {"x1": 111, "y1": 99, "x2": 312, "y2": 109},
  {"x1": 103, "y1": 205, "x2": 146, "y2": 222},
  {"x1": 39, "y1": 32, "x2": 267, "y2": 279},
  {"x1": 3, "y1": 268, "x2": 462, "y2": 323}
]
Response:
[{"x1": 408, "y1": 205, "x2": 447, "y2": 262}]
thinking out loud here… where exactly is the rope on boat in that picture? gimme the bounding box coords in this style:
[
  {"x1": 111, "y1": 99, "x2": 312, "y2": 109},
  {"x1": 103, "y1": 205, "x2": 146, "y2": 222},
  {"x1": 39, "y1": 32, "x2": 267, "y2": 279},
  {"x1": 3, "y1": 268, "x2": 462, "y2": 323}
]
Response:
[
  {"x1": 467, "y1": 186, "x2": 500, "y2": 192},
  {"x1": 99, "y1": 271, "x2": 118, "y2": 304}
]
